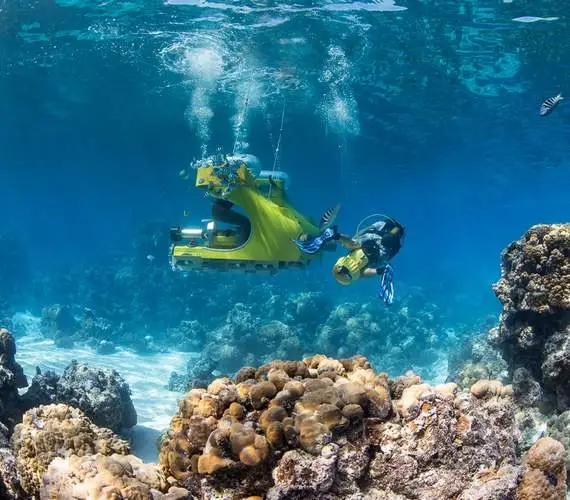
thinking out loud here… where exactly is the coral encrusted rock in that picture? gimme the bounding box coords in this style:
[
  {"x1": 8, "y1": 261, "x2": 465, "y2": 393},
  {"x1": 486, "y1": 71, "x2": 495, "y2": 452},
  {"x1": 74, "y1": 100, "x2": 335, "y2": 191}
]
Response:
[
  {"x1": 491, "y1": 224, "x2": 570, "y2": 411},
  {"x1": 11, "y1": 404, "x2": 130, "y2": 497},
  {"x1": 159, "y1": 354, "x2": 552, "y2": 499}
]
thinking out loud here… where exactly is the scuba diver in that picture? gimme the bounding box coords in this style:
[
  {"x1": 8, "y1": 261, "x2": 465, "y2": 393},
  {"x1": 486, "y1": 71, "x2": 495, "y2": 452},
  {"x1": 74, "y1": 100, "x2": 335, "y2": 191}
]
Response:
[
  {"x1": 292, "y1": 209, "x2": 405, "y2": 305},
  {"x1": 211, "y1": 198, "x2": 251, "y2": 245}
]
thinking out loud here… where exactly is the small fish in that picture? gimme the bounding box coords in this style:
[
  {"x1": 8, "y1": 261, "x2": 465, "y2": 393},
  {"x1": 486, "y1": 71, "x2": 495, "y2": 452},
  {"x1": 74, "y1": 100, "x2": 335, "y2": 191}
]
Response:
[
  {"x1": 183, "y1": 209, "x2": 190, "y2": 217},
  {"x1": 540, "y1": 93, "x2": 564, "y2": 116},
  {"x1": 513, "y1": 16, "x2": 559, "y2": 23},
  {"x1": 320, "y1": 204, "x2": 341, "y2": 230},
  {"x1": 146, "y1": 254, "x2": 155, "y2": 262}
]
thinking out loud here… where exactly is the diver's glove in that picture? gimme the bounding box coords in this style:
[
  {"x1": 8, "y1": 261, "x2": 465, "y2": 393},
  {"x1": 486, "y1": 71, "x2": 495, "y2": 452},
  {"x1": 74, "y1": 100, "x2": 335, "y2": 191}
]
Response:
[
  {"x1": 377, "y1": 264, "x2": 395, "y2": 305},
  {"x1": 292, "y1": 225, "x2": 339, "y2": 255}
]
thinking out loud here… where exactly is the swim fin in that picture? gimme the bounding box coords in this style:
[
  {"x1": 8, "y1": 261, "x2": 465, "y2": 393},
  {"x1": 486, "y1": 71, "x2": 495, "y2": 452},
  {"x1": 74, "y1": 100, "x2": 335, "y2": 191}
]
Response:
[
  {"x1": 292, "y1": 226, "x2": 338, "y2": 255},
  {"x1": 379, "y1": 264, "x2": 395, "y2": 305}
]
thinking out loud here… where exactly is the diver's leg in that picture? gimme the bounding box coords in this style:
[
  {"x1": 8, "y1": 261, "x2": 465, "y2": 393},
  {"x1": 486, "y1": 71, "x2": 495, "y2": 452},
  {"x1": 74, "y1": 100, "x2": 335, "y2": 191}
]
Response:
[
  {"x1": 211, "y1": 200, "x2": 234, "y2": 224},
  {"x1": 239, "y1": 219, "x2": 251, "y2": 244},
  {"x1": 211, "y1": 202, "x2": 251, "y2": 243},
  {"x1": 361, "y1": 267, "x2": 378, "y2": 278}
]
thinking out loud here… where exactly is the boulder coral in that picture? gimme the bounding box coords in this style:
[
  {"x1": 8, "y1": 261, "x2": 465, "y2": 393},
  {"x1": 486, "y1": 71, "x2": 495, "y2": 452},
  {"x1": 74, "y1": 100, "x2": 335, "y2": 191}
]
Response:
[
  {"x1": 11, "y1": 404, "x2": 130, "y2": 497},
  {"x1": 56, "y1": 360, "x2": 137, "y2": 432},
  {"x1": 17, "y1": 360, "x2": 137, "y2": 434},
  {"x1": 517, "y1": 437, "x2": 567, "y2": 499},
  {"x1": 40, "y1": 453, "x2": 187, "y2": 500},
  {"x1": 159, "y1": 354, "x2": 561, "y2": 499},
  {"x1": 470, "y1": 379, "x2": 513, "y2": 399}
]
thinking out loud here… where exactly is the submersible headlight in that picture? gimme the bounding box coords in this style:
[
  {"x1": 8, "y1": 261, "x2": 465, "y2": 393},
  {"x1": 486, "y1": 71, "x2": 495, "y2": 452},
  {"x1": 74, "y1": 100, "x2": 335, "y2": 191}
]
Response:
[{"x1": 170, "y1": 226, "x2": 206, "y2": 242}]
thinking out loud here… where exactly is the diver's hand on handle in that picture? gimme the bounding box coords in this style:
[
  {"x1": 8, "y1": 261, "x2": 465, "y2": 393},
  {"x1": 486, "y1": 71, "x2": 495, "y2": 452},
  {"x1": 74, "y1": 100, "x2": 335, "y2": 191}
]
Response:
[
  {"x1": 377, "y1": 264, "x2": 395, "y2": 305},
  {"x1": 292, "y1": 225, "x2": 340, "y2": 255}
]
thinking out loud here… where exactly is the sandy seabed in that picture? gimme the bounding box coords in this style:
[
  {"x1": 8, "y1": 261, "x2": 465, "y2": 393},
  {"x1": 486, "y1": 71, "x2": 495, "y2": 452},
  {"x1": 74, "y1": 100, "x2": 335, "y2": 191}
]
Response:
[{"x1": 13, "y1": 313, "x2": 192, "y2": 462}]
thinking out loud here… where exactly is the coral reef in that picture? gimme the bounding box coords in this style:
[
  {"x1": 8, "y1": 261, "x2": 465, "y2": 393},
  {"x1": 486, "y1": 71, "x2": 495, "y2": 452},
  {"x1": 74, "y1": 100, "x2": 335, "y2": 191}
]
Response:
[
  {"x1": 56, "y1": 360, "x2": 137, "y2": 432},
  {"x1": 39, "y1": 305, "x2": 123, "y2": 350},
  {"x1": 40, "y1": 453, "x2": 175, "y2": 499},
  {"x1": 11, "y1": 403, "x2": 130, "y2": 497},
  {"x1": 0, "y1": 301, "x2": 14, "y2": 334},
  {"x1": 547, "y1": 411, "x2": 570, "y2": 473},
  {"x1": 0, "y1": 422, "x2": 24, "y2": 500},
  {"x1": 491, "y1": 224, "x2": 570, "y2": 412},
  {"x1": 447, "y1": 329, "x2": 508, "y2": 389},
  {"x1": 159, "y1": 354, "x2": 554, "y2": 499},
  {"x1": 8, "y1": 229, "x2": 469, "y2": 390},
  {"x1": 316, "y1": 298, "x2": 448, "y2": 381},
  {"x1": 0, "y1": 328, "x2": 567, "y2": 500},
  {"x1": 171, "y1": 290, "x2": 458, "y2": 392},
  {"x1": 0, "y1": 329, "x2": 27, "y2": 431},
  {"x1": 19, "y1": 367, "x2": 59, "y2": 412},
  {"x1": 39, "y1": 304, "x2": 79, "y2": 348},
  {"x1": 20, "y1": 360, "x2": 137, "y2": 433},
  {"x1": 517, "y1": 437, "x2": 567, "y2": 499},
  {"x1": 29, "y1": 223, "x2": 232, "y2": 350},
  {"x1": 169, "y1": 298, "x2": 318, "y2": 391}
]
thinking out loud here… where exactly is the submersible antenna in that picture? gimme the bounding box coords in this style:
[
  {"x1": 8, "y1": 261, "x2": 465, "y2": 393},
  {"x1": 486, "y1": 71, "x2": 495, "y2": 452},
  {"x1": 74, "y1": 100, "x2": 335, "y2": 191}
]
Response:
[
  {"x1": 233, "y1": 80, "x2": 253, "y2": 155},
  {"x1": 269, "y1": 98, "x2": 286, "y2": 198}
]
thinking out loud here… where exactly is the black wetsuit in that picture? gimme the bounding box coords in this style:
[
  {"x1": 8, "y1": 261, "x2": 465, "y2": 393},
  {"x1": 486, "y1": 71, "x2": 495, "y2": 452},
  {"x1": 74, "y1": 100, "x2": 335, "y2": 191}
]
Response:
[
  {"x1": 353, "y1": 221, "x2": 402, "y2": 268},
  {"x1": 211, "y1": 199, "x2": 251, "y2": 243}
]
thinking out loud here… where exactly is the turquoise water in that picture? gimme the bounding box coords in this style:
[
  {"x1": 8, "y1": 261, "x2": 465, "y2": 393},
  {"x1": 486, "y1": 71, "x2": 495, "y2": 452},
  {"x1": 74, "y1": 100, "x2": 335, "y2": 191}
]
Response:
[{"x1": 1, "y1": 0, "x2": 569, "y2": 392}]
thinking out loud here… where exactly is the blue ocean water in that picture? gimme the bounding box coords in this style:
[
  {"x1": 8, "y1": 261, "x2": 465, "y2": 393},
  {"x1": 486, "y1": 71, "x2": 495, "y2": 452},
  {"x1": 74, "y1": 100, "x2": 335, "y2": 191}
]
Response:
[{"x1": 1, "y1": 0, "x2": 569, "y2": 382}]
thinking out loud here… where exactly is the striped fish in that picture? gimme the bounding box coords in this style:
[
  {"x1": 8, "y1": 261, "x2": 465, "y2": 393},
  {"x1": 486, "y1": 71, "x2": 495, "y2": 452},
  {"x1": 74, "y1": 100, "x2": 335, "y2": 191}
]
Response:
[
  {"x1": 539, "y1": 93, "x2": 564, "y2": 116},
  {"x1": 320, "y1": 204, "x2": 341, "y2": 230}
]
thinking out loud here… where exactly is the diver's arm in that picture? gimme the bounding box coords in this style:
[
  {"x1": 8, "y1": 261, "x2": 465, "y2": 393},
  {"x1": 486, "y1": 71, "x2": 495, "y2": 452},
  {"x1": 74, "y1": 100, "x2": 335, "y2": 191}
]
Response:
[
  {"x1": 337, "y1": 234, "x2": 360, "y2": 250},
  {"x1": 361, "y1": 268, "x2": 379, "y2": 278}
]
